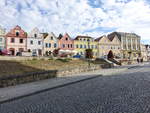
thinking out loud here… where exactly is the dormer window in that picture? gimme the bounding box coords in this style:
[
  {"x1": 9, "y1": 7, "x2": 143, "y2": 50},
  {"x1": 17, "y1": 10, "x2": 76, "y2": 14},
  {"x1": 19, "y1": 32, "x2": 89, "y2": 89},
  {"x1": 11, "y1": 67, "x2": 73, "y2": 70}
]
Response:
[
  {"x1": 51, "y1": 36, "x2": 53, "y2": 40},
  {"x1": 34, "y1": 34, "x2": 37, "y2": 38},
  {"x1": 16, "y1": 32, "x2": 19, "y2": 37}
]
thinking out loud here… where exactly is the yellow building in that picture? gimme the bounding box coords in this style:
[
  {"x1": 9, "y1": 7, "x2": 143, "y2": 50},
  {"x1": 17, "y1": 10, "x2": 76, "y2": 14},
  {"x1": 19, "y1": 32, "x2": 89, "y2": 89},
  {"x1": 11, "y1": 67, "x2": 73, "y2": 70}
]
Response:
[
  {"x1": 74, "y1": 36, "x2": 98, "y2": 58},
  {"x1": 108, "y1": 32, "x2": 141, "y2": 60},
  {"x1": 95, "y1": 35, "x2": 121, "y2": 59},
  {"x1": 43, "y1": 32, "x2": 58, "y2": 56}
]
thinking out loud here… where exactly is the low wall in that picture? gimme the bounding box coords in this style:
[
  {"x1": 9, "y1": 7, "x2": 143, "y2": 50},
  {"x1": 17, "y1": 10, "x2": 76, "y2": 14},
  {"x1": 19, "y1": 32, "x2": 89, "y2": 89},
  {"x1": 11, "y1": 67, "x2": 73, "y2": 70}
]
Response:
[
  {"x1": 0, "y1": 56, "x2": 50, "y2": 61},
  {"x1": 0, "y1": 64, "x2": 113, "y2": 88},
  {"x1": 121, "y1": 60, "x2": 138, "y2": 65},
  {"x1": 0, "y1": 71, "x2": 57, "y2": 88}
]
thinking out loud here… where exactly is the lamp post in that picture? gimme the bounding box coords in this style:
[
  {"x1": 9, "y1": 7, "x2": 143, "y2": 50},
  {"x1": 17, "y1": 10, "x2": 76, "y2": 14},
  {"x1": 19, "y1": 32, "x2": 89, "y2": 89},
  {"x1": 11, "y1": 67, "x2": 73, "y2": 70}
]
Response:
[{"x1": 87, "y1": 38, "x2": 90, "y2": 68}]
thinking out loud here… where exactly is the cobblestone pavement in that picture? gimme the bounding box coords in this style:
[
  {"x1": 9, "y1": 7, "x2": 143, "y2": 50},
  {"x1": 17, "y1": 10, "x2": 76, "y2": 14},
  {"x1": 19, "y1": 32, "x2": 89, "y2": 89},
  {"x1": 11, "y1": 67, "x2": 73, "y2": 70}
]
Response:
[{"x1": 1, "y1": 63, "x2": 150, "y2": 113}]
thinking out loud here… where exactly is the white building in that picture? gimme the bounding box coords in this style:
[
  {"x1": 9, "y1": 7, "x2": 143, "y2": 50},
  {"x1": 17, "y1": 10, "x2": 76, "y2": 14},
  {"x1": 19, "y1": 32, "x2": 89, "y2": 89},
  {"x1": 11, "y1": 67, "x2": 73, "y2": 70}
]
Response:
[
  {"x1": 0, "y1": 26, "x2": 6, "y2": 50},
  {"x1": 27, "y1": 28, "x2": 43, "y2": 56}
]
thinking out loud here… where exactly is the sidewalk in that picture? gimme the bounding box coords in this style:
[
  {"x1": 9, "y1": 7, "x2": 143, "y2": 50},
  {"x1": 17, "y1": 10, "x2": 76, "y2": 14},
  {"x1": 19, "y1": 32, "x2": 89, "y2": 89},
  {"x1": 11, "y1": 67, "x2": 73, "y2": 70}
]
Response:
[{"x1": 0, "y1": 63, "x2": 146, "y2": 104}]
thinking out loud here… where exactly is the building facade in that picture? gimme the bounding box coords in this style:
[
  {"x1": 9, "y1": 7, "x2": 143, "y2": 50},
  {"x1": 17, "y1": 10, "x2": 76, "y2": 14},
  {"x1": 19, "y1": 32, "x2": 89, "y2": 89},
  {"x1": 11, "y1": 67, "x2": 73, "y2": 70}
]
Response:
[
  {"x1": 27, "y1": 28, "x2": 43, "y2": 56},
  {"x1": 140, "y1": 44, "x2": 147, "y2": 61},
  {"x1": 0, "y1": 26, "x2": 6, "y2": 50},
  {"x1": 6, "y1": 25, "x2": 27, "y2": 55},
  {"x1": 108, "y1": 32, "x2": 141, "y2": 60},
  {"x1": 58, "y1": 33, "x2": 74, "y2": 55},
  {"x1": 95, "y1": 35, "x2": 121, "y2": 59},
  {"x1": 74, "y1": 36, "x2": 98, "y2": 58},
  {"x1": 43, "y1": 32, "x2": 58, "y2": 56},
  {"x1": 145, "y1": 45, "x2": 150, "y2": 61}
]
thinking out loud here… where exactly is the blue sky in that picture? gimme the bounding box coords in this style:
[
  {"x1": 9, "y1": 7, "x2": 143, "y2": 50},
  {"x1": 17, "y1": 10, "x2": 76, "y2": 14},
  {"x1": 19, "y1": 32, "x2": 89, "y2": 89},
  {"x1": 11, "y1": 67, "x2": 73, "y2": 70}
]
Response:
[{"x1": 0, "y1": 0, "x2": 150, "y2": 43}]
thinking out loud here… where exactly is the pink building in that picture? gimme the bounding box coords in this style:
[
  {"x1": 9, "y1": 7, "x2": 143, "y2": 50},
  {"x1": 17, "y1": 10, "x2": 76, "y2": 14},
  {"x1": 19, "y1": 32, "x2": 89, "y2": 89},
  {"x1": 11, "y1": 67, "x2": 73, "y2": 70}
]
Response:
[
  {"x1": 58, "y1": 33, "x2": 74, "y2": 50},
  {"x1": 6, "y1": 25, "x2": 27, "y2": 55},
  {"x1": 58, "y1": 33, "x2": 74, "y2": 56}
]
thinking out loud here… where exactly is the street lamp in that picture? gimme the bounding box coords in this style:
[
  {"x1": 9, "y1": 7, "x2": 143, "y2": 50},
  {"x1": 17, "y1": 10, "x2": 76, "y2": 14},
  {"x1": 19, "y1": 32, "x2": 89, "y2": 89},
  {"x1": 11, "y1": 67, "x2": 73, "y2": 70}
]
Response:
[{"x1": 87, "y1": 38, "x2": 90, "y2": 68}]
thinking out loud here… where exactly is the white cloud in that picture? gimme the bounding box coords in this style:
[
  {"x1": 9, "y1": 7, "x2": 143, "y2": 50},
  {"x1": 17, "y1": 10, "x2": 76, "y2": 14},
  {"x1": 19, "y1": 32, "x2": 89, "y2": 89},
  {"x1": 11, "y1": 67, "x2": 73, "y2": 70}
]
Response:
[{"x1": 0, "y1": 0, "x2": 150, "y2": 43}]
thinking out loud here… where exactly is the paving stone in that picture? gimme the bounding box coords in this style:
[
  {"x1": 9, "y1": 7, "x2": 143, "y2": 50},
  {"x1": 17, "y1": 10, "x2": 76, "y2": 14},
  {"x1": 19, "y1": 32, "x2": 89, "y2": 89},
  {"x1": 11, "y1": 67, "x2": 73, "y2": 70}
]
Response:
[{"x1": 0, "y1": 63, "x2": 150, "y2": 113}]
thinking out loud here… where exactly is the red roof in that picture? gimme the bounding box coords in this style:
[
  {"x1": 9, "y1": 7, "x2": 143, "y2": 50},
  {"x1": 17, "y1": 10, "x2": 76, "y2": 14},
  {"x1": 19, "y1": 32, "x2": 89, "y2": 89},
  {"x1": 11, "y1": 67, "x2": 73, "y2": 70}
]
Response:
[{"x1": 6, "y1": 25, "x2": 27, "y2": 38}]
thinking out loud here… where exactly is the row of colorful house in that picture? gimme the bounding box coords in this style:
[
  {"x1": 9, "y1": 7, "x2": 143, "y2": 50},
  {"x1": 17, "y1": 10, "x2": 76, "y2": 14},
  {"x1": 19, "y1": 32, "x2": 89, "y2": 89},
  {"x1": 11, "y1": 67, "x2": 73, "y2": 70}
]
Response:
[{"x1": 0, "y1": 25, "x2": 148, "y2": 60}]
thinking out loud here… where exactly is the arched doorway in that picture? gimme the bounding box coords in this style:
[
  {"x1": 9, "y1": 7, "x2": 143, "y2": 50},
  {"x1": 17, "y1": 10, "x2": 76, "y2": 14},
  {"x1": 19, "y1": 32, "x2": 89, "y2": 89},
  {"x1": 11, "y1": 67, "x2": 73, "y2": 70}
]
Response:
[
  {"x1": 107, "y1": 50, "x2": 114, "y2": 59},
  {"x1": 9, "y1": 48, "x2": 15, "y2": 55}
]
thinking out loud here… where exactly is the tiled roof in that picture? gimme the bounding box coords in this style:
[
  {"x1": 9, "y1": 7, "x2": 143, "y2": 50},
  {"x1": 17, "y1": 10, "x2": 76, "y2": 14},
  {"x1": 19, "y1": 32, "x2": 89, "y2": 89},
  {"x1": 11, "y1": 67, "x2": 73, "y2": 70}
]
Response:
[{"x1": 74, "y1": 35, "x2": 92, "y2": 40}]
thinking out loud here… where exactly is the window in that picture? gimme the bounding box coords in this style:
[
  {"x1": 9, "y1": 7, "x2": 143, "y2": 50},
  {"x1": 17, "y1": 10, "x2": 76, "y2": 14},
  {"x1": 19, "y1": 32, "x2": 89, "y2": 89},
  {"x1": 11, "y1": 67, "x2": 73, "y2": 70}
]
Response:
[
  {"x1": 0, "y1": 38, "x2": 2, "y2": 42},
  {"x1": 30, "y1": 40, "x2": 33, "y2": 44},
  {"x1": 51, "y1": 36, "x2": 53, "y2": 40},
  {"x1": 68, "y1": 44, "x2": 70, "y2": 48},
  {"x1": 16, "y1": 32, "x2": 19, "y2": 37},
  {"x1": 54, "y1": 43, "x2": 57, "y2": 48},
  {"x1": 19, "y1": 48, "x2": 24, "y2": 52},
  {"x1": 84, "y1": 39, "x2": 86, "y2": 41},
  {"x1": 34, "y1": 34, "x2": 37, "y2": 38},
  {"x1": 49, "y1": 43, "x2": 51, "y2": 48},
  {"x1": 28, "y1": 49, "x2": 31, "y2": 52},
  {"x1": 20, "y1": 39, "x2": 23, "y2": 43},
  {"x1": 80, "y1": 44, "x2": 82, "y2": 48},
  {"x1": 84, "y1": 45, "x2": 86, "y2": 48},
  {"x1": 66, "y1": 38, "x2": 68, "y2": 41},
  {"x1": 91, "y1": 45, "x2": 94, "y2": 49},
  {"x1": 45, "y1": 43, "x2": 48, "y2": 48},
  {"x1": 11, "y1": 38, "x2": 15, "y2": 43},
  {"x1": 76, "y1": 45, "x2": 78, "y2": 48},
  {"x1": 38, "y1": 41, "x2": 41, "y2": 45},
  {"x1": 62, "y1": 44, "x2": 65, "y2": 48},
  {"x1": 70, "y1": 44, "x2": 73, "y2": 48}
]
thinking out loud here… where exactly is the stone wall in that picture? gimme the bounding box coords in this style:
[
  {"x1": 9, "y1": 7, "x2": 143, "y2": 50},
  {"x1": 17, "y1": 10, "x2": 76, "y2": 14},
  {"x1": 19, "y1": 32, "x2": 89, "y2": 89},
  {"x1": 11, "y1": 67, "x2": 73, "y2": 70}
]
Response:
[
  {"x1": 0, "y1": 64, "x2": 113, "y2": 88},
  {"x1": 121, "y1": 60, "x2": 138, "y2": 65},
  {"x1": 0, "y1": 56, "x2": 50, "y2": 61},
  {"x1": 0, "y1": 70, "x2": 57, "y2": 88}
]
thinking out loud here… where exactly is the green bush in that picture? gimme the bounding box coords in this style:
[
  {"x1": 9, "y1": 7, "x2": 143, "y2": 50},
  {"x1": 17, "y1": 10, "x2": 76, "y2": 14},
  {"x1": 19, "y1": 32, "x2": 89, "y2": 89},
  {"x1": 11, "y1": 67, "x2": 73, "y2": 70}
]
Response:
[
  {"x1": 32, "y1": 58, "x2": 37, "y2": 60},
  {"x1": 48, "y1": 58, "x2": 53, "y2": 60},
  {"x1": 56, "y1": 58, "x2": 71, "y2": 62}
]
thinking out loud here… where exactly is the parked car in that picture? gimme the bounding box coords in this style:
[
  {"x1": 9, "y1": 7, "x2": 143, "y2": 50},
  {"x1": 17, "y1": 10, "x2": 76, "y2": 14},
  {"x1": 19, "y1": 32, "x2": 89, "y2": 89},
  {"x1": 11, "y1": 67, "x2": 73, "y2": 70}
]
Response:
[
  {"x1": 16, "y1": 52, "x2": 22, "y2": 56},
  {"x1": 73, "y1": 54, "x2": 82, "y2": 58},
  {"x1": 22, "y1": 52, "x2": 32, "y2": 57},
  {"x1": 32, "y1": 52, "x2": 37, "y2": 57},
  {"x1": 101, "y1": 55, "x2": 107, "y2": 59},
  {"x1": 0, "y1": 49, "x2": 11, "y2": 55}
]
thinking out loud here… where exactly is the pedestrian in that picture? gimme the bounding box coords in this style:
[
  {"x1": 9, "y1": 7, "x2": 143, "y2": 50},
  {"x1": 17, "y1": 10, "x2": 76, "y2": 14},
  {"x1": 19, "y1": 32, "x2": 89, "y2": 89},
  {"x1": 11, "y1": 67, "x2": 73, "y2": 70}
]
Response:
[
  {"x1": 137, "y1": 57, "x2": 139, "y2": 63},
  {"x1": 141, "y1": 57, "x2": 143, "y2": 63}
]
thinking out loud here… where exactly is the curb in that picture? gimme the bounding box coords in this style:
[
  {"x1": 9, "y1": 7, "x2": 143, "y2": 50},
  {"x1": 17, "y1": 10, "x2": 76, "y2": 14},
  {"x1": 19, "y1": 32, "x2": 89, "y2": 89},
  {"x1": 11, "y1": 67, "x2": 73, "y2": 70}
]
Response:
[{"x1": 0, "y1": 74, "x2": 102, "y2": 104}]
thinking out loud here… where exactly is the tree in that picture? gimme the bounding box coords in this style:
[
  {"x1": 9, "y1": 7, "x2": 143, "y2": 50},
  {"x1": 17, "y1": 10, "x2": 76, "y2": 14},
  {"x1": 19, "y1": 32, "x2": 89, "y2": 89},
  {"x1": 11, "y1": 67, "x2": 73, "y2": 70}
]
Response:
[
  {"x1": 53, "y1": 48, "x2": 60, "y2": 57},
  {"x1": 108, "y1": 50, "x2": 114, "y2": 59},
  {"x1": 85, "y1": 49, "x2": 93, "y2": 59}
]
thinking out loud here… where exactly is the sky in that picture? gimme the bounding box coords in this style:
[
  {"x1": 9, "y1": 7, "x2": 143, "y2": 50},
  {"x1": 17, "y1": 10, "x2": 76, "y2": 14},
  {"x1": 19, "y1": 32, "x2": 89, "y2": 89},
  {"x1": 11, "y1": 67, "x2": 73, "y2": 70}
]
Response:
[{"x1": 0, "y1": 0, "x2": 150, "y2": 43}]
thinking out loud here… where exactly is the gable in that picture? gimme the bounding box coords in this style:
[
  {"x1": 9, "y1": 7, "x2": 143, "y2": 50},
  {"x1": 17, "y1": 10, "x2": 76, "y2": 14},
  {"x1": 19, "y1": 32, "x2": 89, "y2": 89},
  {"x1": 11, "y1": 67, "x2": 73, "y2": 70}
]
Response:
[
  {"x1": 6, "y1": 25, "x2": 27, "y2": 38},
  {"x1": 44, "y1": 32, "x2": 57, "y2": 42},
  {"x1": 60, "y1": 33, "x2": 72, "y2": 41},
  {"x1": 28, "y1": 28, "x2": 43, "y2": 38},
  {"x1": 111, "y1": 35, "x2": 121, "y2": 44},
  {"x1": 99, "y1": 36, "x2": 110, "y2": 43}
]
